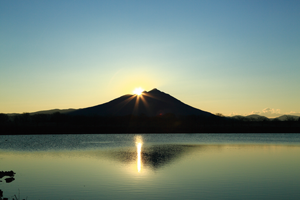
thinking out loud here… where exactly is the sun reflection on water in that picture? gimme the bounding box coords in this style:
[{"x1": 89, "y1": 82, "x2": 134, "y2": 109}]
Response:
[{"x1": 135, "y1": 136, "x2": 143, "y2": 173}]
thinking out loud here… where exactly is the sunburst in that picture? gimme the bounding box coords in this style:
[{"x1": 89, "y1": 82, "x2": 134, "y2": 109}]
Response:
[{"x1": 133, "y1": 87, "x2": 144, "y2": 96}]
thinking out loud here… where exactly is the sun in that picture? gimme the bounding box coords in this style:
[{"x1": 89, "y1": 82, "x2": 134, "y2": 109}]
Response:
[{"x1": 133, "y1": 87, "x2": 144, "y2": 96}]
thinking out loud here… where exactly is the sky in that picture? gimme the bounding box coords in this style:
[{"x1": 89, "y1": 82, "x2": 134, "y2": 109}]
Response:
[{"x1": 1, "y1": 0, "x2": 299, "y2": 117}]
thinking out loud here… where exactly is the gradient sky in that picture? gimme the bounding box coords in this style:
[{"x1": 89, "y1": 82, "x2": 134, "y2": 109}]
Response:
[{"x1": 1, "y1": 0, "x2": 299, "y2": 117}]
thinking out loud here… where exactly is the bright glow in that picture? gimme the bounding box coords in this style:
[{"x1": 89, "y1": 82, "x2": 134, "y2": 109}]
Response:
[
  {"x1": 135, "y1": 135, "x2": 143, "y2": 173},
  {"x1": 137, "y1": 142, "x2": 142, "y2": 173},
  {"x1": 133, "y1": 87, "x2": 144, "y2": 96}
]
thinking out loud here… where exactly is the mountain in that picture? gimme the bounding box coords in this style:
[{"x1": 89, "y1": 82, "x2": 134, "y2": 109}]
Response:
[
  {"x1": 230, "y1": 115, "x2": 269, "y2": 121},
  {"x1": 246, "y1": 114, "x2": 270, "y2": 121},
  {"x1": 5, "y1": 109, "x2": 76, "y2": 116},
  {"x1": 274, "y1": 115, "x2": 300, "y2": 121},
  {"x1": 69, "y1": 88, "x2": 213, "y2": 117},
  {"x1": 230, "y1": 114, "x2": 272, "y2": 121},
  {"x1": 230, "y1": 114, "x2": 300, "y2": 121},
  {"x1": 30, "y1": 109, "x2": 76, "y2": 115}
]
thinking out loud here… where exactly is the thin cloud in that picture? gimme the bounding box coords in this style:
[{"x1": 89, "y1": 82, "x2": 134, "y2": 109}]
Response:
[
  {"x1": 228, "y1": 112, "x2": 239, "y2": 116},
  {"x1": 249, "y1": 111, "x2": 260, "y2": 115},
  {"x1": 248, "y1": 108, "x2": 281, "y2": 118},
  {"x1": 262, "y1": 108, "x2": 280, "y2": 114}
]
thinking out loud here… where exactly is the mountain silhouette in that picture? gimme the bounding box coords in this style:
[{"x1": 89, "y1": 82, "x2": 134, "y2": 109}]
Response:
[
  {"x1": 31, "y1": 109, "x2": 76, "y2": 115},
  {"x1": 69, "y1": 88, "x2": 213, "y2": 117}
]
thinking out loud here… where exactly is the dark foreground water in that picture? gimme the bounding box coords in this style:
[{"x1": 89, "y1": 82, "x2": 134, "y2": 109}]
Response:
[{"x1": 1, "y1": 134, "x2": 300, "y2": 200}]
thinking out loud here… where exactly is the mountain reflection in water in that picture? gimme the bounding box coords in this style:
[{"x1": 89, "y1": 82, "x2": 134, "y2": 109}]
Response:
[
  {"x1": 101, "y1": 144, "x2": 203, "y2": 171},
  {"x1": 80, "y1": 135, "x2": 205, "y2": 172}
]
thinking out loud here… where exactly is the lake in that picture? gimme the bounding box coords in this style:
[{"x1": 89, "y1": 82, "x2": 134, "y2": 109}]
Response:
[{"x1": 1, "y1": 134, "x2": 300, "y2": 200}]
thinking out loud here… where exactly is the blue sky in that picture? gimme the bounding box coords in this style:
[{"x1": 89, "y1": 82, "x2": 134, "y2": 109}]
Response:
[{"x1": 1, "y1": 0, "x2": 299, "y2": 117}]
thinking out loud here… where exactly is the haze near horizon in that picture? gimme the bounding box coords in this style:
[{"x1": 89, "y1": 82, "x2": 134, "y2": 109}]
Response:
[{"x1": 1, "y1": 0, "x2": 299, "y2": 118}]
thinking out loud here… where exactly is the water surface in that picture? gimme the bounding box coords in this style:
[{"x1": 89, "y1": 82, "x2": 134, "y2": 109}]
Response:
[{"x1": 1, "y1": 134, "x2": 300, "y2": 200}]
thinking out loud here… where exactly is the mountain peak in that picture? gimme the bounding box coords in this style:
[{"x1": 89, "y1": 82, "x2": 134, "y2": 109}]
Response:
[{"x1": 147, "y1": 88, "x2": 161, "y2": 93}]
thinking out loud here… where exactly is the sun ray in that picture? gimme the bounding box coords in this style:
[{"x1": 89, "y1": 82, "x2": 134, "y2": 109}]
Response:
[
  {"x1": 111, "y1": 95, "x2": 136, "y2": 115},
  {"x1": 139, "y1": 95, "x2": 152, "y2": 115},
  {"x1": 133, "y1": 94, "x2": 140, "y2": 115}
]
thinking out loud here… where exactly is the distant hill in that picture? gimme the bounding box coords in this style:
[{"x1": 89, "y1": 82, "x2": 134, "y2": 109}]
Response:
[
  {"x1": 246, "y1": 114, "x2": 269, "y2": 121},
  {"x1": 69, "y1": 88, "x2": 214, "y2": 117},
  {"x1": 5, "y1": 109, "x2": 76, "y2": 116},
  {"x1": 230, "y1": 114, "x2": 300, "y2": 121},
  {"x1": 230, "y1": 115, "x2": 269, "y2": 121},
  {"x1": 30, "y1": 109, "x2": 76, "y2": 115},
  {"x1": 275, "y1": 115, "x2": 300, "y2": 121}
]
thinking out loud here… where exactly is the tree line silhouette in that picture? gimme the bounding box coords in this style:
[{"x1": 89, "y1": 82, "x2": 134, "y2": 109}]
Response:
[{"x1": 0, "y1": 112, "x2": 299, "y2": 134}]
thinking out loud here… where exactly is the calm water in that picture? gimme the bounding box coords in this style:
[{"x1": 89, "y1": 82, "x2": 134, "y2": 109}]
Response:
[{"x1": 1, "y1": 134, "x2": 300, "y2": 200}]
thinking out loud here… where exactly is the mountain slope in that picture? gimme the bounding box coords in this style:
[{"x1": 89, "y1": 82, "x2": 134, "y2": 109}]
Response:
[{"x1": 69, "y1": 88, "x2": 213, "y2": 117}]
